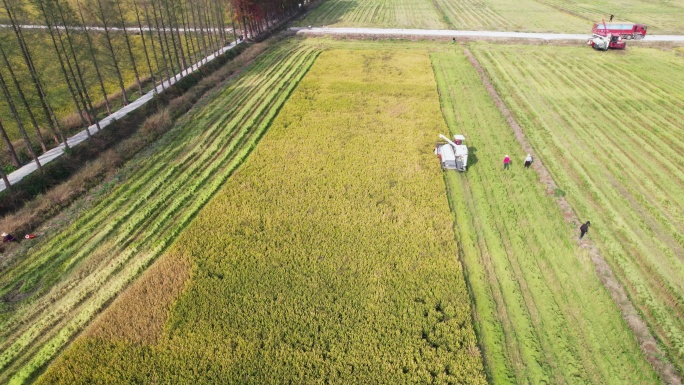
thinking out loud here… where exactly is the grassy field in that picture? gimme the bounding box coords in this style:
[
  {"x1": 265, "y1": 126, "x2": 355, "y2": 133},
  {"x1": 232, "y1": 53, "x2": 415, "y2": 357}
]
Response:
[
  {"x1": 300, "y1": 0, "x2": 683, "y2": 33},
  {"x1": 0, "y1": 40, "x2": 316, "y2": 385},
  {"x1": 0, "y1": 29, "x2": 226, "y2": 165},
  {"x1": 471, "y1": 43, "x2": 684, "y2": 375},
  {"x1": 432, "y1": 47, "x2": 658, "y2": 384},
  {"x1": 35, "y1": 47, "x2": 487, "y2": 384}
]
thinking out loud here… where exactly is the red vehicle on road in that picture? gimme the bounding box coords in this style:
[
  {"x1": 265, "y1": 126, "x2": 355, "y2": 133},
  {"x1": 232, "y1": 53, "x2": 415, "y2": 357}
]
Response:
[{"x1": 592, "y1": 22, "x2": 647, "y2": 40}]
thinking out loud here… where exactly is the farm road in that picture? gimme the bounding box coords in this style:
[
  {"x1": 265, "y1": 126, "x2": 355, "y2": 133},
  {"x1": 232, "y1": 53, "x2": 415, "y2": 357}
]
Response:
[{"x1": 293, "y1": 27, "x2": 684, "y2": 42}]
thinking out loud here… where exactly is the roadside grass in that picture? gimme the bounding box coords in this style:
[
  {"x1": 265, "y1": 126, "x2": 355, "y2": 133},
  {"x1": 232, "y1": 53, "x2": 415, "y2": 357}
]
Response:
[
  {"x1": 0, "y1": 39, "x2": 315, "y2": 385},
  {"x1": 35, "y1": 47, "x2": 487, "y2": 384},
  {"x1": 470, "y1": 42, "x2": 684, "y2": 375}
]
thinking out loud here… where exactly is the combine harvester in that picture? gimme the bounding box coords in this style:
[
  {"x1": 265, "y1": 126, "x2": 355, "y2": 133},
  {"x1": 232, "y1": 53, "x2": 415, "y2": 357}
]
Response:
[
  {"x1": 588, "y1": 19, "x2": 647, "y2": 50},
  {"x1": 435, "y1": 134, "x2": 468, "y2": 172}
]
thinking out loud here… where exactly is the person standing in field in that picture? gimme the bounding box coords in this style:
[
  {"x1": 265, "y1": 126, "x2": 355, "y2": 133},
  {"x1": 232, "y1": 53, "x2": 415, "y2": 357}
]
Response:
[
  {"x1": 579, "y1": 221, "x2": 591, "y2": 240},
  {"x1": 503, "y1": 155, "x2": 511, "y2": 170},
  {"x1": 610, "y1": 14, "x2": 614, "y2": 22},
  {"x1": 524, "y1": 154, "x2": 533, "y2": 168}
]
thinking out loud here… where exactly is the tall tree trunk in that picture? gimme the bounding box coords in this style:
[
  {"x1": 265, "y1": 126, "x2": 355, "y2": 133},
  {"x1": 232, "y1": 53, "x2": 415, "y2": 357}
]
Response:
[
  {"x1": 77, "y1": 0, "x2": 111, "y2": 115},
  {"x1": 117, "y1": 1, "x2": 143, "y2": 96},
  {"x1": 71, "y1": 0, "x2": 105, "y2": 135},
  {"x1": 144, "y1": 1, "x2": 165, "y2": 91},
  {"x1": 0, "y1": 39, "x2": 48, "y2": 152},
  {"x1": 2, "y1": 0, "x2": 60, "y2": 146},
  {"x1": 192, "y1": 0, "x2": 208, "y2": 58},
  {"x1": 156, "y1": 0, "x2": 178, "y2": 80},
  {"x1": 55, "y1": 0, "x2": 93, "y2": 127},
  {"x1": 203, "y1": 0, "x2": 216, "y2": 52},
  {"x1": 95, "y1": 0, "x2": 128, "y2": 106},
  {"x1": 227, "y1": 0, "x2": 237, "y2": 43},
  {"x1": 0, "y1": 167, "x2": 10, "y2": 189},
  {"x1": 215, "y1": 0, "x2": 226, "y2": 44},
  {"x1": 0, "y1": 119, "x2": 21, "y2": 168},
  {"x1": 133, "y1": 0, "x2": 156, "y2": 94},
  {"x1": 161, "y1": 0, "x2": 184, "y2": 75},
  {"x1": 0, "y1": 69, "x2": 41, "y2": 171},
  {"x1": 170, "y1": 0, "x2": 187, "y2": 71},
  {"x1": 37, "y1": 0, "x2": 87, "y2": 138},
  {"x1": 151, "y1": 0, "x2": 173, "y2": 84},
  {"x1": 180, "y1": 0, "x2": 195, "y2": 65}
]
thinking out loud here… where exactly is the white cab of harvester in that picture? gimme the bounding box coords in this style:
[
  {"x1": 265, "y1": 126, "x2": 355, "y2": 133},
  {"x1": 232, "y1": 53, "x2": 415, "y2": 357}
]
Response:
[{"x1": 435, "y1": 134, "x2": 468, "y2": 171}]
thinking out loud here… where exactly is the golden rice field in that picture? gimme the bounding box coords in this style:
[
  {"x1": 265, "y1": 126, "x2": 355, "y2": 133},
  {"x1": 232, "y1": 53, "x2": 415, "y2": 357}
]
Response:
[{"x1": 35, "y1": 47, "x2": 487, "y2": 384}]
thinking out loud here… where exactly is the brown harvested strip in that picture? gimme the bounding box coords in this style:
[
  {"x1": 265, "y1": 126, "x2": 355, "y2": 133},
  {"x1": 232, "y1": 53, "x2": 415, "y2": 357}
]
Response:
[
  {"x1": 86, "y1": 252, "x2": 191, "y2": 345},
  {"x1": 463, "y1": 47, "x2": 682, "y2": 385}
]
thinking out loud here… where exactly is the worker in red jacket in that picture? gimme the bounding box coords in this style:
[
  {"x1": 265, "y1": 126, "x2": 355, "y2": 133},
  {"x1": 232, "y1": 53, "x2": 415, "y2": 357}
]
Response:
[{"x1": 503, "y1": 155, "x2": 511, "y2": 170}]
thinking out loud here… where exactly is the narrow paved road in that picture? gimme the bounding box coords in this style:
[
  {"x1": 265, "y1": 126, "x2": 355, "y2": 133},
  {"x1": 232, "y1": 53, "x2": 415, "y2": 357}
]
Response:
[{"x1": 292, "y1": 26, "x2": 684, "y2": 42}]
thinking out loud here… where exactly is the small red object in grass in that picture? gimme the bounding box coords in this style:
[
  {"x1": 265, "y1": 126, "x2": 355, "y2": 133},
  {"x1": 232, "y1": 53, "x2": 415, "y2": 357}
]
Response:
[{"x1": 24, "y1": 234, "x2": 35, "y2": 239}]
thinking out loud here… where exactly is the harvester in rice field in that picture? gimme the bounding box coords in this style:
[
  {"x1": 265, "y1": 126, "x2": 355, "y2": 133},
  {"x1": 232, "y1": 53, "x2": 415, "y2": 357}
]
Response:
[
  {"x1": 435, "y1": 134, "x2": 468, "y2": 172},
  {"x1": 588, "y1": 19, "x2": 647, "y2": 50}
]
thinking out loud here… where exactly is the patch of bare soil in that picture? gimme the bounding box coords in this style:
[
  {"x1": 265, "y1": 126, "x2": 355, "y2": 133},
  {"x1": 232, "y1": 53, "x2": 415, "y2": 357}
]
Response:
[{"x1": 464, "y1": 48, "x2": 681, "y2": 385}]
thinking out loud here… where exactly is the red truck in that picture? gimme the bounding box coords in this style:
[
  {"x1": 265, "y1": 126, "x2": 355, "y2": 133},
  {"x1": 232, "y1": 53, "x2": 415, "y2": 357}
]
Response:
[{"x1": 592, "y1": 22, "x2": 648, "y2": 40}]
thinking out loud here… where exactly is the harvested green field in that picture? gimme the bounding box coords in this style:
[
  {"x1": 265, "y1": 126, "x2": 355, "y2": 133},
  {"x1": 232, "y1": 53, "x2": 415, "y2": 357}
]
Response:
[
  {"x1": 0, "y1": 40, "x2": 316, "y2": 385},
  {"x1": 471, "y1": 43, "x2": 684, "y2": 375},
  {"x1": 300, "y1": 0, "x2": 684, "y2": 33},
  {"x1": 301, "y1": 0, "x2": 591, "y2": 33},
  {"x1": 300, "y1": 0, "x2": 448, "y2": 29},
  {"x1": 36, "y1": 47, "x2": 487, "y2": 384},
  {"x1": 432, "y1": 48, "x2": 658, "y2": 384}
]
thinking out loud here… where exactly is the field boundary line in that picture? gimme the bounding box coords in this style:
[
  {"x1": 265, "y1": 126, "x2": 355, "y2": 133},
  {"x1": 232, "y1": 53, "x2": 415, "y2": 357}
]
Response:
[{"x1": 462, "y1": 47, "x2": 682, "y2": 385}]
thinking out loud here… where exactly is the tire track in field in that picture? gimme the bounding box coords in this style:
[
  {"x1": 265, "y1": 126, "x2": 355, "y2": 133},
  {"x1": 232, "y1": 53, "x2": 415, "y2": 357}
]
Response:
[{"x1": 463, "y1": 47, "x2": 682, "y2": 385}]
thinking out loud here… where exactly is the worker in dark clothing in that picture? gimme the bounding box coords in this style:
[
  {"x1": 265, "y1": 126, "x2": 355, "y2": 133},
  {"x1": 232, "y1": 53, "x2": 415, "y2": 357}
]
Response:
[
  {"x1": 579, "y1": 221, "x2": 591, "y2": 240},
  {"x1": 2, "y1": 232, "x2": 17, "y2": 243},
  {"x1": 609, "y1": 14, "x2": 614, "y2": 22}
]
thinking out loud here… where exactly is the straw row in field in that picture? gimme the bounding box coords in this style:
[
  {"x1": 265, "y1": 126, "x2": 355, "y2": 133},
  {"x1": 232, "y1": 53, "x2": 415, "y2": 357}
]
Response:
[
  {"x1": 0, "y1": 42, "x2": 318, "y2": 385},
  {"x1": 36, "y1": 48, "x2": 487, "y2": 384},
  {"x1": 432, "y1": 48, "x2": 658, "y2": 384},
  {"x1": 471, "y1": 43, "x2": 684, "y2": 375}
]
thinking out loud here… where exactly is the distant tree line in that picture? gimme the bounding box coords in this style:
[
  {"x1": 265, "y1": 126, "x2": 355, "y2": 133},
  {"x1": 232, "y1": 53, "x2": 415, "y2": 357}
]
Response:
[{"x1": 0, "y1": 0, "x2": 302, "y2": 187}]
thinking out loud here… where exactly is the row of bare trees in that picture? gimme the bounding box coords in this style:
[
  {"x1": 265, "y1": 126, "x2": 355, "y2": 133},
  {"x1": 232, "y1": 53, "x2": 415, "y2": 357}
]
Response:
[{"x1": 0, "y1": 0, "x2": 302, "y2": 188}]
